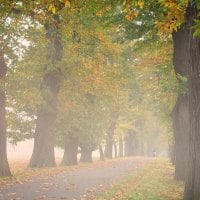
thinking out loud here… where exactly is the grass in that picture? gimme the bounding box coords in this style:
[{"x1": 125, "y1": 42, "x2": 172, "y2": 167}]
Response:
[{"x1": 96, "y1": 158, "x2": 184, "y2": 200}]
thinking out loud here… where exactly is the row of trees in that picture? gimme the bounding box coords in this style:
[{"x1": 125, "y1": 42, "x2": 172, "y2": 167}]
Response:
[
  {"x1": 0, "y1": 0, "x2": 173, "y2": 170},
  {"x1": 2, "y1": 1, "x2": 200, "y2": 199},
  {"x1": 119, "y1": 0, "x2": 200, "y2": 199}
]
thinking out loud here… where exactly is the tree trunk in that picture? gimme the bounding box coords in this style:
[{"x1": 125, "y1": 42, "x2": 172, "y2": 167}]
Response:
[
  {"x1": 124, "y1": 130, "x2": 143, "y2": 156},
  {"x1": 119, "y1": 136, "x2": 123, "y2": 157},
  {"x1": 172, "y1": 20, "x2": 190, "y2": 181},
  {"x1": 104, "y1": 136, "x2": 113, "y2": 158},
  {"x1": 124, "y1": 130, "x2": 135, "y2": 156},
  {"x1": 172, "y1": 96, "x2": 189, "y2": 181},
  {"x1": 29, "y1": 17, "x2": 62, "y2": 168},
  {"x1": 0, "y1": 53, "x2": 12, "y2": 176},
  {"x1": 169, "y1": 142, "x2": 176, "y2": 165},
  {"x1": 62, "y1": 135, "x2": 79, "y2": 166},
  {"x1": 172, "y1": 25, "x2": 189, "y2": 76},
  {"x1": 29, "y1": 109, "x2": 58, "y2": 167},
  {"x1": 80, "y1": 147, "x2": 93, "y2": 163},
  {"x1": 114, "y1": 143, "x2": 117, "y2": 158},
  {"x1": 184, "y1": 5, "x2": 200, "y2": 200},
  {"x1": 99, "y1": 145, "x2": 104, "y2": 161},
  {"x1": 104, "y1": 111, "x2": 118, "y2": 159}
]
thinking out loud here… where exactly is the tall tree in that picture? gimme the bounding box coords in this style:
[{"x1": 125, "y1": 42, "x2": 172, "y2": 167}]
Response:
[
  {"x1": 0, "y1": 52, "x2": 12, "y2": 176},
  {"x1": 171, "y1": 22, "x2": 190, "y2": 181},
  {"x1": 29, "y1": 11, "x2": 63, "y2": 167},
  {"x1": 184, "y1": 3, "x2": 200, "y2": 199},
  {"x1": 0, "y1": 1, "x2": 29, "y2": 176}
]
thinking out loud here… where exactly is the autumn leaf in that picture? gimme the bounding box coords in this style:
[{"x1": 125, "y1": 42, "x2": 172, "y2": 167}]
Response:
[
  {"x1": 138, "y1": 0, "x2": 144, "y2": 9},
  {"x1": 64, "y1": 0, "x2": 71, "y2": 8},
  {"x1": 48, "y1": 4, "x2": 56, "y2": 14}
]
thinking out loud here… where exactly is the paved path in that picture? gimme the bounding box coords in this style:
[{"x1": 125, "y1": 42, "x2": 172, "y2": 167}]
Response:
[{"x1": 0, "y1": 157, "x2": 151, "y2": 200}]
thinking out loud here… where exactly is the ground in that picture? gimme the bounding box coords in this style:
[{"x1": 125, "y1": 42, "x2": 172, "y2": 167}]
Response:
[
  {"x1": 0, "y1": 157, "x2": 183, "y2": 200},
  {"x1": 96, "y1": 158, "x2": 184, "y2": 200}
]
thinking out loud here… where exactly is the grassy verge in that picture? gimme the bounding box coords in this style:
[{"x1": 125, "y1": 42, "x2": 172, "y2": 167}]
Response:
[{"x1": 96, "y1": 158, "x2": 184, "y2": 200}]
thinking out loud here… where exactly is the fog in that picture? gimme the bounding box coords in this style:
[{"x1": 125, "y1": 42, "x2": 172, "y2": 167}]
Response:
[
  {"x1": 7, "y1": 140, "x2": 102, "y2": 163},
  {"x1": 1, "y1": 1, "x2": 194, "y2": 199},
  {"x1": 7, "y1": 140, "x2": 63, "y2": 162}
]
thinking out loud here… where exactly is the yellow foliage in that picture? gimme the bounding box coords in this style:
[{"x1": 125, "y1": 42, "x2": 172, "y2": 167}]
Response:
[
  {"x1": 64, "y1": 0, "x2": 71, "y2": 8},
  {"x1": 156, "y1": 0, "x2": 187, "y2": 33},
  {"x1": 48, "y1": 4, "x2": 56, "y2": 14},
  {"x1": 138, "y1": 0, "x2": 144, "y2": 9}
]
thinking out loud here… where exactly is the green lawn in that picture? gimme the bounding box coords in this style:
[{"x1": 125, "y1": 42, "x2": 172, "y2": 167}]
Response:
[{"x1": 96, "y1": 158, "x2": 184, "y2": 200}]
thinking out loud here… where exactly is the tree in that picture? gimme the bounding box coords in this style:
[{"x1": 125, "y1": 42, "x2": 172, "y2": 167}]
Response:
[
  {"x1": 117, "y1": 0, "x2": 200, "y2": 197},
  {"x1": 172, "y1": 95, "x2": 189, "y2": 180},
  {"x1": 184, "y1": 3, "x2": 200, "y2": 199},
  {"x1": 28, "y1": 1, "x2": 68, "y2": 168},
  {"x1": 55, "y1": 23, "x2": 120, "y2": 163},
  {"x1": 0, "y1": 52, "x2": 12, "y2": 176},
  {"x1": 104, "y1": 110, "x2": 119, "y2": 158},
  {"x1": 0, "y1": 1, "x2": 29, "y2": 176}
]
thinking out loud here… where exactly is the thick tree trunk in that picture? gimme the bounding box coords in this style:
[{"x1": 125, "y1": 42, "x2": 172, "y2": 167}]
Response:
[
  {"x1": 62, "y1": 135, "x2": 79, "y2": 166},
  {"x1": 104, "y1": 111, "x2": 118, "y2": 159},
  {"x1": 29, "y1": 109, "x2": 57, "y2": 167},
  {"x1": 172, "y1": 96, "x2": 189, "y2": 181},
  {"x1": 80, "y1": 147, "x2": 93, "y2": 163},
  {"x1": 172, "y1": 25, "x2": 189, "y2": 76},
  {"x1": 0, "y1": 53, "x2": 12, "y2": 176},
  {"x1": 99, "y1": 145, "x2": 104, "y2": 161},
  {"x1": 119, "y1": 136, "x2": 123, "y2": 157},
  {"x1": 29, "y1": 18, "x2": 62, "y2": 168},
  {"x1": 172, "y1": 21, "x2": 190, "y2": 181},
  {"x1": 184, "y1": 6, "x2": 200, "y2": 200}
]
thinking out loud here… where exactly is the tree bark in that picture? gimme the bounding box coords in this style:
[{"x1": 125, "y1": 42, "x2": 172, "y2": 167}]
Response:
[
  {"x1": 114, "y1": 143, "x2": 117, "y2": 158},
  {"x1": 172, "y1": 95, "x2": 189, "y2": 181},
  {"x1": 172, "y1": 21, "x2": 190, "y2": 181},
  {"x1": 124, "y1": 130, "x2": 135, "y2": 156},
  {"x1": 80, "y1": 147, "x2": 93, "y2": 163},
  {"x1": 104, "y1": 135, "x2": 113, "y2": 159},
  {"x1": 119, "y1": 136, "x2": 123, "y2": 157},
  {"x1": 104, "y1": 111, "x2": 118, "y2": 159},
  {"x1": 172, "y1": 25, "x2": 189, "y2": 76},
  {"x1": 0, "y1": 52, "x2": 12, "y2": 176},
  {"x1": 169, "y1": 142, "x2": 176, "y2": 165},
  {"x1": 29, "y1": 17, "x2": 62, "y2": 168},
  {"x1": 184, "y1": 5, "x2": 200, "y2": 200},
  {"x1": 61, "y1": 135, "x2": 79, "y2": 166},
  {"x1": 99, "y1": 145, "x2": 104, "y2": 161}
]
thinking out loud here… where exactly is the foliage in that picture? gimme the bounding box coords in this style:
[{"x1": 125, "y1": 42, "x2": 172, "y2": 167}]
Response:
[{"x1": 0, "y1": 0, "x2": 184, "y2": 155}]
